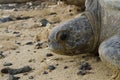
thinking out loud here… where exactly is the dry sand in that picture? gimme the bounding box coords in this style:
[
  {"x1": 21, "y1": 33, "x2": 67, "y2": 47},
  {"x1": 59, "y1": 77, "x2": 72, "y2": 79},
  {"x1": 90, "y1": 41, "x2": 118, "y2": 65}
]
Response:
[{"x1": 0, "y1": 4, "x2": 113, "y2": 80}]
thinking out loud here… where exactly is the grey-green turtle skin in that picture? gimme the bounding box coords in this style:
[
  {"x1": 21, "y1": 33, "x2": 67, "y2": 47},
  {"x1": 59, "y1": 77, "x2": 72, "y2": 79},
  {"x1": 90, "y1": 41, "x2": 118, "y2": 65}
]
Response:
[
  {"x1": 48, "y1": 15, "x2": 94, "y2": 55},
  {"x1": 48, "y1": 0, "x2": 120, "y2": 73},
  {"x1": 99, "y1": 35, "x2": 120, "y2": 70}
]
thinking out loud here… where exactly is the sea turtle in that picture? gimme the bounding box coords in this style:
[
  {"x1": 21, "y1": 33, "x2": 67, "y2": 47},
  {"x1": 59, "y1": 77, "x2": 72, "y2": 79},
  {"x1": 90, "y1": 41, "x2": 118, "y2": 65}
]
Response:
[{"x1": 48, "y1": 0, "x2": 120, "y2": 79}]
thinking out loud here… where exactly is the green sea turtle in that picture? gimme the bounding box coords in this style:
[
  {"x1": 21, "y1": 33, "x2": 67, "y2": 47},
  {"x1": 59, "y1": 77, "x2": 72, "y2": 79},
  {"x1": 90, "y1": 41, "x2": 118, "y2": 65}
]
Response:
[{"x1": 48, "y1": 0, "x2": 120, "y2": 79}]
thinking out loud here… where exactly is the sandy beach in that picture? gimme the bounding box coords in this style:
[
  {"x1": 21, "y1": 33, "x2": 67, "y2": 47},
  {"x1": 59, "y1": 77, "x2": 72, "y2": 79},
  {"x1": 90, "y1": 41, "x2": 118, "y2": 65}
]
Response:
[{"x1": 0, "y1": 2, "x2": 113, "y2": 80}]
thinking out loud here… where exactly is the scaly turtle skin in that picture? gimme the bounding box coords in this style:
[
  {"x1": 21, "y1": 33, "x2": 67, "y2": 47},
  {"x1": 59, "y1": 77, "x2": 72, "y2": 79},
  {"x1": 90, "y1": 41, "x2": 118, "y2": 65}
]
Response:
[{"x1": 48, "y1": 0, "x2": 120, "y2": 79}]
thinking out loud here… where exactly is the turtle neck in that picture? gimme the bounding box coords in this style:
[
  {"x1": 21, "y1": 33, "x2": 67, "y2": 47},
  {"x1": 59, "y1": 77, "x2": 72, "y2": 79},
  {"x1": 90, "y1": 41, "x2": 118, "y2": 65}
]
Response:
[{"x1": 81, "y1": 11, "x2": 100, "y2": 52}]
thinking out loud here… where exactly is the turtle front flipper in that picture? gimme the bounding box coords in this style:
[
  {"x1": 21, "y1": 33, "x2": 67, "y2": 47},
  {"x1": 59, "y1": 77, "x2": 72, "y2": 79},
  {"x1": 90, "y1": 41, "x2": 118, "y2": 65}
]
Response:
[{"x1": 99, "y1": 35, "x2": 120, "y2": 80}]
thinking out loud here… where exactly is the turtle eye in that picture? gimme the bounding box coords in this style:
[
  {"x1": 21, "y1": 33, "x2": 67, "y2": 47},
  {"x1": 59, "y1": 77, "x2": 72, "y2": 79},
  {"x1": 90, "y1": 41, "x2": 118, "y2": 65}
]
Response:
[{"x1": 55, "y1": 30, "x2": 69, "y2": 41}]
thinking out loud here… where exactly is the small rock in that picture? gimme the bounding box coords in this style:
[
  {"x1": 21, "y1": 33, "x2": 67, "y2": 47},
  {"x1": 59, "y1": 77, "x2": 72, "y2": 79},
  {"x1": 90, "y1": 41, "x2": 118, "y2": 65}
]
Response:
[
  {"x1": 56, "y1": 64, "x2": 59, "y2": 66},
  {"x1": 46, "y1": 53, "x2": 53, "y2": 57},
  {"x1": 9, "y1": 74, "x2": 20, "y2": 80},
  {"x1": 15, "y1": 42, "x2": 21, "y2": 45},
  {"x1": 13, "y1": 32, "x2": 20, "y2": 34},
  {"x1": 0, "y1": 16, "x2": 14, "y2": 23},
  {"x1": 81, "y1": 55, "x2": 86, "y2": 59},
  {"x1": 25, "y1": 42, "x2": 33, "y2": 45},
  {"x1": 28, "y1": 59, "x2": 35, "y2": 63},
  {"x1": 16, "y1": 16, "x2": 31, "y2": 20},
  {"x1": 33, "y1": 51, "x2": 36, "y2": 53},
  {"x1": 43, "y1": 71, "x2": 48, "y2": 74},
  {"x1": 0, "y1": 51, "x2": 3, "y2": 54},
  {"x1": 79, "y1": 62, "x2": 92, "y2": 70},
  {"x1": 48, "y1": 65, "x2": 56, "y2": 71},
  {"x1": 34, "y1": 42, "x2": 43, "y2": 49},
  {"x1": 77, "y1": 70, "x2": 86, "y2": 76},
  {"x1": 39, "y1": 19, "x2": 49, "y2": 27},
  {"x1": 1, "y1": 67, "x2": 10, "y2": 74},
  {"x1": 3, "y1": 62, "x2": 13, "y2": 66},
  {"x1": 1, "y1": 66, "x2": 32, "y2": 75},
  {"x1": 27, "y1": 50, "x2": 30, "y2": 52},
  {"x1": 0, "y1": 51, "x2": 5, "y2": 59},
  {"x1": 49, "y1": 12, "x2": 57, "y2": 15},
  {"x1": 29, "y1": 76, "x2": 34, "y2": 79},
  {"x1": 77, "y1": 62, "x2": 92, "y2": 76},
  {"x1": 16, "y1": 51, "x2": 20, "y2": 53},
  {"x1": 64, "y1": 66, "x2": 68, "y2": 69}
]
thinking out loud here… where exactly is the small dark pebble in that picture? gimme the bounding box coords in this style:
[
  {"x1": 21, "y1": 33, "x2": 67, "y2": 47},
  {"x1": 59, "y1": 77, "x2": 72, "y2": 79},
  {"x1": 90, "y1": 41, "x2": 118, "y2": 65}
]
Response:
[
  {"x1": 48, "y1": 65, "x2": 56, "y2": 71},
  {"x1": 49, "y1": 12, "x2": 57, "y2": 15},
  {"x1": 16, "y1": 42, "x2": 21, "y2": 45},
  {"x1": 69, "y1": 13, "x2": 74, "y2": 16},
  {"x1": 0, "y1": 51, "x2": 3, "y2": 54},
  {"x1": 16, "y1": 51, "x2": 20, "y2": 53},
  {"x1": 77, "y1": 62, "x2": 92, "y2": 76},
  {"x1": 41, "y1": 60, "x2": 44, "y2": 62},
  {"x1": 81, "y1": 55, "x2": 86, "y2": 59},
  {"x1": 0, "y1": 16, "x2": 13, "y2": 23},
  {"x1": 15, "y1": 41, "x2": 21, "y2": 45},
  {"x1": 25, "y1": 42, "x2": 33, "y2": 45},
  {"x1": 46, "y1": 53, "x2": 53, "y2": 57},
  {"x1": 3, "y1": 62, "x2": 13, "y2": 66},
  {"x1": 28, "y1": 59, "x2": 35, "y2": 63},
  {"x1": 64, "y1": 66, "x2": 68, "y2": 69},
  {"x1": 1, "y1": 66, "x2": 32, "y2": 75},
  {"x1": 13, "y1": 32, "x2": 20, "y2": 34},
  {"x1": 27, "y1": 50, "x2": 30, "y2": 52},
  {"x1": 29, "y1": 76, "x2": 34, "y2": 79},
  {"x1": 79, "y1": 62, "x2": 92, "y2": 70},
  {"x1": 33, "y1": 51, "x2": 36, "y2": 53},
  {"x1": 28, "y1": 59, "x2": 33, "y2": 63},
  {"x1": 0, "y1": 51, "x2": 5, "y2": 58},
  {"x1": 1, "y1": 67, "x2": 10, "y2": 74},
  {"x1": 69, "y1": 60, "x2": 74, "y2": 62},
  {"x1": 12, "y1": 48, "x2": 16, "y2": 50},
  {"x1": 40, "y1": 19, "x2": 49, "y2": 27},
  {"x1": 43, "y1": 71, "x2": 48, "y2": 74},
  {"x1": 34, "y1": 42, "x2": 43, "y2": 49},
  {"x1": 9, "y1": 74, "x2": 20, "y2": 80},
  {"x1": 77, "y1": 70, "x2": 86, "y2": 76},
  {"x1": 43, "y1": 58, "x2": 46, "y2": 60},
  {"x1": 16, "y1": 16, "x2": 31, "y2": 20},
  {"x1": 55, "y1": 64, "x2": 59, "y2": 66},
  {"x1": 69, "y1": 10, "x2": 72, "y2": 12}
]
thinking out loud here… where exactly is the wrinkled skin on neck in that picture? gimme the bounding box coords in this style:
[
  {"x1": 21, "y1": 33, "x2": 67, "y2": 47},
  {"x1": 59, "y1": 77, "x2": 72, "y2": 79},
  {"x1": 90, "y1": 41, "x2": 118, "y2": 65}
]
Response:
[{"x1": 48, "y1": 15, "x2": 94, "y2": 55}]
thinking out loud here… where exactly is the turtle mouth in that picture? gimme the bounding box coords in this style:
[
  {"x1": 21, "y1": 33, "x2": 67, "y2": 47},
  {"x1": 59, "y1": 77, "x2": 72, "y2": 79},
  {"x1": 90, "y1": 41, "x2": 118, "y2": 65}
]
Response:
[{"x1": 48, "y1": 45, "x2": 86, "y2": 55}]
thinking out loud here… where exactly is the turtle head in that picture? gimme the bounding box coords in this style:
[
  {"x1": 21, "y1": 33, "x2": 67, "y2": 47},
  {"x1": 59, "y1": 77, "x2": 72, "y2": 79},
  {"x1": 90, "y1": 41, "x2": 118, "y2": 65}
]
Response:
[{"x1": 48, "y1": 15, "x2": 94, "y2": 55}]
